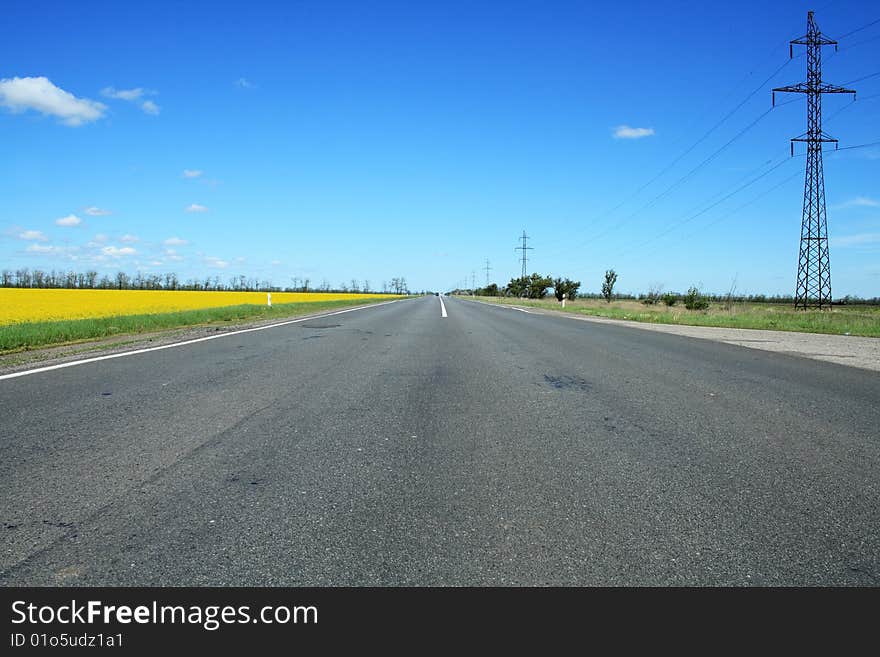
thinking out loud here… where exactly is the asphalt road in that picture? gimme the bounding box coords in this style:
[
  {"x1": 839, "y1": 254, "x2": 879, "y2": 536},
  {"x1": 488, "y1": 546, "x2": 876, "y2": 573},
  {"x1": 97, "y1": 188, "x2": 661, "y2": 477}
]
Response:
[{"x1": 1, "y1": 295, "x2": 878, "y2": 586}]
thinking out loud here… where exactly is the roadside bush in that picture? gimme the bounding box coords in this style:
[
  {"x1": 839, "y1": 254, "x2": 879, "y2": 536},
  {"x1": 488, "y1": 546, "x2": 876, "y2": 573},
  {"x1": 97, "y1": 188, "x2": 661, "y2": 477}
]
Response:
[
  {"x1": 683, "y1": 286, "x2": 709, "y2": 310},
  {"x1": 552, "y1": 277, "x2": 581, "y2": 302},
  {"x1": 641, "y1": 284, "x2": 663, "y2": 305},
  {"x1": 662, "y1": 293, "x2": 677, "y2": 307}
]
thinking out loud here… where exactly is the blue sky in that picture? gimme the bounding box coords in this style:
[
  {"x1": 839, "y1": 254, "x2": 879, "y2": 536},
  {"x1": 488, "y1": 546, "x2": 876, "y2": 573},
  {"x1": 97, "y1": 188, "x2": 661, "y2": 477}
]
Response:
[{"x1": 1, "y1": 0, "x2": 878, "y2": 296}]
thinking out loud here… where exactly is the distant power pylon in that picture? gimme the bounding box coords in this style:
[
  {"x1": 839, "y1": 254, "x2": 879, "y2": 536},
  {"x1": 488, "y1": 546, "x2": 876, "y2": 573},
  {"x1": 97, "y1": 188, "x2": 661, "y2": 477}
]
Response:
[
  {"x1": 514, "y1": 231, "x2": 533, "y2": 279},
  {"x1": 773, "y1": 11, "x2": 856, "y2": 309},
  {"x1": 484, "y1": 259, "x2": 492, "y2": 286}
]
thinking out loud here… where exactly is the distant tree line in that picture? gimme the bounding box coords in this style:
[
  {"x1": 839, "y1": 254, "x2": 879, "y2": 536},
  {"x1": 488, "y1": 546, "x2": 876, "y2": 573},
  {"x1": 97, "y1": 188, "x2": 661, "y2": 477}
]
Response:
[
  {"x1": 0, "y1": 268, "x2": 410, "y2": 294},
  {"x1": 454, "y1": 273, "x2": 583, "y2": 300},
  {"x1": 451, "y1": 267, "x2": 877, "y2": 306},
  {"x1": 636, "y1": 289, "x2": 880, "y2": 306}
]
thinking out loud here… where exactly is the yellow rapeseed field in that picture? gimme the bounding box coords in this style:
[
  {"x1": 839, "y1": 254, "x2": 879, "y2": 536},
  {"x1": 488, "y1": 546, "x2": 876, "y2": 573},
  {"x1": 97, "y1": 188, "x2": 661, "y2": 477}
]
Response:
[{"x1": 0, "y1": 288, "x2": 398, "y2": 325}]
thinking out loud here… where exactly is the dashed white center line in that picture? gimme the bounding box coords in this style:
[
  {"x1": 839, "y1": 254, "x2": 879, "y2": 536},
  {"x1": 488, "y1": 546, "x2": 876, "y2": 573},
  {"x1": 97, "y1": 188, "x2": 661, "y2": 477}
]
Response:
[{"x1": 439, "y1": 295, "x2": 448, "y2": 318}]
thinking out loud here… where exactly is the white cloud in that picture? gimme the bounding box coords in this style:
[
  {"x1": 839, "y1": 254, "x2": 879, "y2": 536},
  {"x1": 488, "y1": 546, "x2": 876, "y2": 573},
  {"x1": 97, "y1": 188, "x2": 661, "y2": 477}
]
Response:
[
  {"x1": 26, "y1": 243, "x2": 78, "y2": 255},
  {"x1": 102, "y1": 86, "x2": 159, "y2": 115},
  {"x1": 101, "y1": 86, "x2": 144, "y2": 101},
  {"x1": 120, "y1": 234, "x2": 139, "y2": 243},
  {"x1": 102, "y1": 245, "x2": 137, "y2": 257},
  {"x1": 835, "y1": 196, "x2": 880, "y2": 210},
  {"x1": 84, "y1": 206, "x2": 112, "y2": 216},
  {"x1": 0, "y1": 76, "x2": 106, "y2": 126},
  {"x1": 613, "y1": 125, "x2": 655, "y2": 140},
  {"x1": 831, "y1": 233, "x2": 880, "y2": 247},
  {"x1": 270, "y1": 259, "x2": 281, "y2": 266},
  {"x1": 182, "y1": 169, "x2": 203, "y2": 178},
  {"x1": 205, "y1": 256, "x2": 229, "y2": 269},
  {"x1": 234, "y1": 78, "x2": 254, "y2": 89},
  {"x1": 186, "y1": 203, "x2": 208, "y2": 213},
  {"x1": 163, "y1": 236, "x2": 188, "y2": 246},
  {"x1": 86, "y1": 235, "x2": 110, "y2": 248},
  {"x1": 18, "y1": 229, "x2": 48, "y2": 241},
  {"x1": 55, "y1": 214, "x2": 82, "y2": 227}
]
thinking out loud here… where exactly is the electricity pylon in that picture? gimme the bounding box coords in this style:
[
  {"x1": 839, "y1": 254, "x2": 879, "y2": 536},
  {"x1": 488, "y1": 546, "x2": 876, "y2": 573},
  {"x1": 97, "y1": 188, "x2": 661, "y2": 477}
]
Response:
[{"x1": 773, "y1": 11, "x2": 856, "y2": 309}]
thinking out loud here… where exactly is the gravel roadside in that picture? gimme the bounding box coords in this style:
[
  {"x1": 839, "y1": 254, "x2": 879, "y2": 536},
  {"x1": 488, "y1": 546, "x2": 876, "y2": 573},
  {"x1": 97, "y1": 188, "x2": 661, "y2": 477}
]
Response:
[{"x1": 522, "y1": 306, "x2": 880, "y2": 373}]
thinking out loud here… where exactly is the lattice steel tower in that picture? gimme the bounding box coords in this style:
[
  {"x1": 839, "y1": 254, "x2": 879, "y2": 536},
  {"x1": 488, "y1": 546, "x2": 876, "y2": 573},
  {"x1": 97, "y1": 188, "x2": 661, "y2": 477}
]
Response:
[
  {"x1": 515, "y1": 231, "x2": 532, "y2": 279},
  {"x1": 773, "y1": 11, "x2": 856, "y2": 309}
]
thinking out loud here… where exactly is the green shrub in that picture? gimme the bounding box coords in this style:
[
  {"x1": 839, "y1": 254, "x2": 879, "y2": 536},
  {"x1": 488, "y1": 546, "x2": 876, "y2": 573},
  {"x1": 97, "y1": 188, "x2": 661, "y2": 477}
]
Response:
[
  {"x1": 553, "y1": 277, "x2": 581, "y2": 302},
  {"x1": 683, "y1": 286, "x2": 709, "y2": 310},
  {"x1": 641, "y1": 285, "x2": 663, "y2": 305},
  {"x1": 662, "y1": 293, "x2": 677, "y2": 307}
]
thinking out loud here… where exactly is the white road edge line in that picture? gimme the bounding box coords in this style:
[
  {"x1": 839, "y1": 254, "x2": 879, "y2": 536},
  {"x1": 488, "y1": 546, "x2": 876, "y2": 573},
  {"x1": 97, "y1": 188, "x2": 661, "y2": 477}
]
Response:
[
  {"x1": 439, "y1": 295, "x2": 448, "y2": 318},
  {"x1": 0, "y1": 299, "x2": 401, "y2": 382}
]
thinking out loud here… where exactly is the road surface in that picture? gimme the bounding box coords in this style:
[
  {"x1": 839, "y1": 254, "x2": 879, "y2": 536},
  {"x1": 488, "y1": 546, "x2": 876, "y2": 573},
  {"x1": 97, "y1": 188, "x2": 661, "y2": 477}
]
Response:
[{"x1": 1, "y1": 295, "x2": 878, "y2": 585}]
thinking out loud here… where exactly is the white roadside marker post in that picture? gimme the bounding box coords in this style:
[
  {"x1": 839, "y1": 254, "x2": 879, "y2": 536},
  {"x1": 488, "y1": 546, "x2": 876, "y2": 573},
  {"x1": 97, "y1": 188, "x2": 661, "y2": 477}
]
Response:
[
  {"x1": 562, "y1": 293, "x2": 566, "y2": 308},
  {"x1": 267, "y1": 292, "x2": 272, "y2": 307}
]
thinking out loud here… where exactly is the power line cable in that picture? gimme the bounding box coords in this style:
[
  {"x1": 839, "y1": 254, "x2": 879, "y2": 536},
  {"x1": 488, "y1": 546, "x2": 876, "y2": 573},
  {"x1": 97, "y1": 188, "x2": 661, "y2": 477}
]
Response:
[
  {"x1": 822, "y1": 16, "x2": 880, "y2": 65},
  {"x1": 617, "y1": 99, "x2": 876, "y2": 261},
  {"x1": 571, "y1": 76, "x2": 870, "y2": 265},
  {"x1": 610, "y1": 157, "x2": 794, "y2": 260},
  {"x1": 615, "y1": 42, "x2": 872, "y2": 261},
  {"x1": 842, "y1": 70, "x2": 880, "y2": 85},
  {"x1": 630, "y1": 138, "x2": 880, "y2": 262},
  {"x1": 546, "y1": 17, "x2": 863, "y2": 262},
  {"x1": 681, "y1": 170, "x2": 803, "y2": 242},
  {"x1": 637, "y1": 168, "x2": 804, "y2": 263},
  {"x1": 826, "y1": 138, "x2": 880, "y2": 152},
  {"x1": 839, "y1": 31, "x2": 880, "y2": 51},
  {"x1": 583, "y1": 98, "x2": 796, "y2": 247},
  {"x1": 621, "y1": 57, "x2": 799, "y2": 203},
  {"x1": 541, "y1": 41, "x2": 804, "y2": 259},
  {"x1": 836, "y1": 16, "x2": 880, "y2": 40},
  {"x1": 563, "y1": 13, "x2": 873, "y2": 272}
]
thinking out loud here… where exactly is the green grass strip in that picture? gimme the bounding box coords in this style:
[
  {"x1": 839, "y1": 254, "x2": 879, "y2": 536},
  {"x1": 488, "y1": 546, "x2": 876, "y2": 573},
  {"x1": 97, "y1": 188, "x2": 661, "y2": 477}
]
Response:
[
  {"x1": 0, "y1": 299, "x2": 393, "y2": 353},
  {"x1": 471, "y1": 297, "x2": 880, "y2": 338}
]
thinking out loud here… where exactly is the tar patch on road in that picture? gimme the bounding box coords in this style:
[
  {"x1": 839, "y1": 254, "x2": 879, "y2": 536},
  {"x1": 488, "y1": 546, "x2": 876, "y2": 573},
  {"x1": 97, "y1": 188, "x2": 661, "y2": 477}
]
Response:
[
  {"x1": 301, "y1": 323, "x2": 341, "y2": 329},
  {"x1": 543, "y1": 374, "x2": 592, "y2": 392}
]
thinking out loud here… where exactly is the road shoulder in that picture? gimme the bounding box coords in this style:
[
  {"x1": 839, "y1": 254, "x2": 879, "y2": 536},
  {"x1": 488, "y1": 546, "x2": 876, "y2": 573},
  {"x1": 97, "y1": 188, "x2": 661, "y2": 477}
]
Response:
[
  {"x1": 462, "y1": 298, "x2": 880, "y2": 373},
  {"x1": 0, "y1": 301, "x2": 397, "y2": 377}
]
